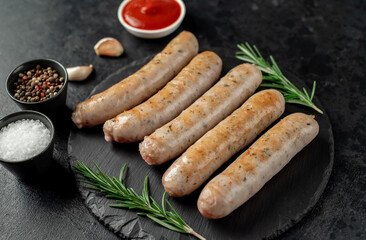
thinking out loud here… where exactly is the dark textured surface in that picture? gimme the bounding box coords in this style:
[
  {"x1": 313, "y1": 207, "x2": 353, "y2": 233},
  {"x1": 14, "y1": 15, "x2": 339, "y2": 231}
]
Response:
[
  {"x1": 0, "y1": 0, "x2": 365, "y2": 239},
  {"x1": 68, "y1": 55, "x2": 333, "y2": 240}
]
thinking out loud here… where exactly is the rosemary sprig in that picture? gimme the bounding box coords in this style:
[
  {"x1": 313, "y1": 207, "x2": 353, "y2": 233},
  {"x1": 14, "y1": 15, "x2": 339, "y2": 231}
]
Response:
[
  {"x1": 236, "y1": 42, "x2": 323, "y2": 114},
  {"x1": 74, "y1": 161, "x2": 205, "y2": 240}
]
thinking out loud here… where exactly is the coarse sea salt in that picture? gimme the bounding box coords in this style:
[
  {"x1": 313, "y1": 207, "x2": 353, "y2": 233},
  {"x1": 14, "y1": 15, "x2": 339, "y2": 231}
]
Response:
[{"x1": 0, "y1": 119, "x2": 51, "y2": 162}]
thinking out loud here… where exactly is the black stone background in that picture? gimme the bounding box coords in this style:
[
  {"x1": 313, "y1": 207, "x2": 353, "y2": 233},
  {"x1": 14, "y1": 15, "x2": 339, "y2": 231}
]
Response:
[{"x1": 0, "y1": 0, "x2": 365, "y2": 239}]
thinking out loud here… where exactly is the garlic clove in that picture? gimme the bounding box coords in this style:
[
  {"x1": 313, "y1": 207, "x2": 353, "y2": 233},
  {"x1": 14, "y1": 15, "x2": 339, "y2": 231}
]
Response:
[
  {"x1": 67, "y1": 65, "x2": 93, "y2": 81},
  {"x1": 94, "y1": 37, "x2": 124, "y2": 57}
]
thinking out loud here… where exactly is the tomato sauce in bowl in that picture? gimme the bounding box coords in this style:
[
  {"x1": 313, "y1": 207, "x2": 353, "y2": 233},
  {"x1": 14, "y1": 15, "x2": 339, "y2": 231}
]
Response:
[
  {"x1": 122, "y1": 0, "x2": 181, "y2": 30},
  {"x1": 118, "y1": 0, "x2": 185, "y2": 38}
]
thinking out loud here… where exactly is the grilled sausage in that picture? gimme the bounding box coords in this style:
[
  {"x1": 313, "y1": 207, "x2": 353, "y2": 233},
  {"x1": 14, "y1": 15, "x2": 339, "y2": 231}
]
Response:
[
  {"x1": 71, "y1": 31, "x2": 199, "y2": 128},
  {"x1": 103, "y1": 51, "x2": 222, "y2": 143},
  {"x1": 163, "y1": 90, "x2": 285, "y2": 197},
  {"x1": 139, "y1": 63, "x2": 262, "y2": 165},
  {"x1": 197, "y1": 113, "x2": 319, "y2": 219}
]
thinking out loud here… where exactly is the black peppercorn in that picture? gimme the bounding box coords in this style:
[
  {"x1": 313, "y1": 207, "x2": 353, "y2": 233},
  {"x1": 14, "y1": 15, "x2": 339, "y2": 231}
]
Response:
[{"x1": 12, "y1": 65, "x2": 63, "y2": 102}]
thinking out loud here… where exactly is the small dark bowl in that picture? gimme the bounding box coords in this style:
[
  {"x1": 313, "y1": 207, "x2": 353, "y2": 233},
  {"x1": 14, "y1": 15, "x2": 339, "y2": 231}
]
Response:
[
  {"x1": 0, "y1": 110, "x2": 55, "y2": 181},
  {"x1": 6, "y1": 59, "x2": 68, "y2": 114}
]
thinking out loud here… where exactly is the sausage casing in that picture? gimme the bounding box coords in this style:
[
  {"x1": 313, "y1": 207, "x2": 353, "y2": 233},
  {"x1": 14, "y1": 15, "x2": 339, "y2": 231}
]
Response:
[
  {"x1": 103, "y1": 51, "x2": 222, "y2": 143},
  {"x1": 139, "y1": 63, "x2": 262, "y2": 165},
  {"x1": 71, "y1": 31, "x2": 198, "y2": 128},
  {"x1": 163, "y1": 90, "x2": 285, "y2": 197},
  {"x1": 197, "y1": 113, "x2": 319, "y2": 219}
]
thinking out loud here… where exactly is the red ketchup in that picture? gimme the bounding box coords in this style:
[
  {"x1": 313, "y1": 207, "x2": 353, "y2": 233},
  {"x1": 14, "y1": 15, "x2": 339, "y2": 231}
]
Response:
[{"x1": 122, "y1": 0, "x2": 181, "y2": 30}]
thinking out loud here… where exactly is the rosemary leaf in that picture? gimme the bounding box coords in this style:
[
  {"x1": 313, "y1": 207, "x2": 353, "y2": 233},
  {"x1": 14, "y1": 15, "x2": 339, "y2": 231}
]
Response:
[
  {"x1": 161, "y1": 192, "x2": 167, "y2": 215},
  {"x1": 236, "y1": 43, "x2": 323, "y2": 114},
  {"x1": 75, "y1": 161, "x2": 205, "y2": 240},
  {"x1": 118, "y1": 164, "x2": 126, "y2": 182},
  {"x1": 146, "y1": 214, "x2": 187, "y2": 233},
  {"x1": 165, "y1": 199, "x2": 188, "y2": 226},
  {"x1": 142, "y1": 177, "x2": 150, "y2": 205}
]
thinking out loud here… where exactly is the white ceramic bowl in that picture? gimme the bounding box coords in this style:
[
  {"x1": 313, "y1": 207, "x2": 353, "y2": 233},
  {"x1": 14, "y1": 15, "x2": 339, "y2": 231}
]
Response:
[{"x1": 117, "y1": 0, "x2": 186, "y2": 39}]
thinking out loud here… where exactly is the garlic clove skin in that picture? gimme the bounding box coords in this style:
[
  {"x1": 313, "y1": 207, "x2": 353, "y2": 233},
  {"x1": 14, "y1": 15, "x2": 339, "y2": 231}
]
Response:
[
  {"x1": 67, "y1": 65, "x2": 93, "y2": 81},
  {"x1": 94, "y1": 37, "x2": 124, "y2": 57}
]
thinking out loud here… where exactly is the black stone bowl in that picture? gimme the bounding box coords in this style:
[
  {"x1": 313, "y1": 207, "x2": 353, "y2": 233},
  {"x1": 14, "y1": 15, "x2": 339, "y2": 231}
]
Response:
[
  {"x1": 6, "y1": 59, "x2": 68, "y2": 115},
  {"x1": 0, "y1": 110, "x2": 55, "y2": 181}
]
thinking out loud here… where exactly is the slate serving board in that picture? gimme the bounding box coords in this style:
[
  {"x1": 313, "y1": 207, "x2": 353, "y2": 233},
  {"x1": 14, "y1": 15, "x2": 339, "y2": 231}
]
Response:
[{"x1": 68, "y1": 51, "x2": 334, "y2": 240}]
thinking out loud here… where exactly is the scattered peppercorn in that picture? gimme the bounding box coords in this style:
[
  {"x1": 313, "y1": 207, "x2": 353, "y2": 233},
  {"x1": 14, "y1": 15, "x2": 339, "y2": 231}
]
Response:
[{"x1": 13, "y1": 65, "x2": 64, "y2": 102}]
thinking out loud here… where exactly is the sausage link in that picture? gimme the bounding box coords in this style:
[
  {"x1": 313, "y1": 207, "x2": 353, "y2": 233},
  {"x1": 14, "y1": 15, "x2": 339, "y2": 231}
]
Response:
[
  {"x1": 71, "y1": 31, "x2": 198, "y2": 128},
  {"x1": 139, "y1": 63, "x2": 262, "y2": 165},
  {"x1": 103, "y1": 51, "x2": 222, "y2": 143},
  {"x1": 163, "y1": 90, "x2": 285, "y2": 197},
  {"x1": 197, "y1": 113, "x2": 319, "y2": 219}
]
